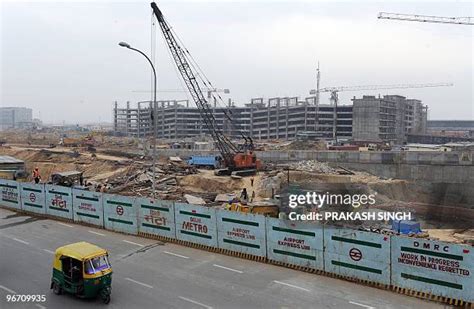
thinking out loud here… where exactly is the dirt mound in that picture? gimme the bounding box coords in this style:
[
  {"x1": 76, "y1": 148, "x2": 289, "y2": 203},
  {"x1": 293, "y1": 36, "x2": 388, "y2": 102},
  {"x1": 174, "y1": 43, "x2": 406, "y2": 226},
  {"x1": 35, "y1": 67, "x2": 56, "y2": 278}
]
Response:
[
  {"x1": 179, "y1": 171, "x2": 245, "y2": 194},
  {"x1": 1, "y1": 147, "x2": 125, "y2": 182}
]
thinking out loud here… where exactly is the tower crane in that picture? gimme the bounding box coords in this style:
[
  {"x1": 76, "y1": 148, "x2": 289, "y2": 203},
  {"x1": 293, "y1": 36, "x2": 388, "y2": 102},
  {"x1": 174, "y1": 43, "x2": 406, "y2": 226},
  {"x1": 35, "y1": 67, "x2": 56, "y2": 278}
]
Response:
[
  {"x1": 150, "y1": 2, "x2": 260, "y2": 176},
  {"x1": 310, "y1": 82, "x2": 454, "y2": 143},
  {"x1": 378, "y1": 12, "x2": 473, "y2": 25}
]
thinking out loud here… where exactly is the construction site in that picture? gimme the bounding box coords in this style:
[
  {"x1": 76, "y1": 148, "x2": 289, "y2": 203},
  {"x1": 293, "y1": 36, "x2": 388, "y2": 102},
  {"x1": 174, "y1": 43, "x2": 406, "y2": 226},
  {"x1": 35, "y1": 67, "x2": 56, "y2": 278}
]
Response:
[
  {"x1": 1, "y1": 128, "x2": 473, "y2": 244},
  {"x1": 0, "y1": 2, "x2": 473, "y2": 309}
]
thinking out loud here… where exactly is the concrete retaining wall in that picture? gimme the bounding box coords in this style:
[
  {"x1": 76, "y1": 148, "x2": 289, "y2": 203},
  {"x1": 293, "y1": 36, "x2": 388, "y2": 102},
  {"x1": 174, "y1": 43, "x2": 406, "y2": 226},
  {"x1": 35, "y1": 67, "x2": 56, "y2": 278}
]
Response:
[{"x1": 151, "y1": 149, "x2": 473, "y2": 183}]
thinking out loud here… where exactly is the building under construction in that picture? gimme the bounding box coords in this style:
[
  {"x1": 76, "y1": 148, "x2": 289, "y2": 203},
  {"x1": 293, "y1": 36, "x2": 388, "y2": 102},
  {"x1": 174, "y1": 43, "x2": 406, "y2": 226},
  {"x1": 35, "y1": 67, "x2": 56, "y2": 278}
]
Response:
[{"x1": 113, "y1": 94, "x2": 427, "y2": 143}]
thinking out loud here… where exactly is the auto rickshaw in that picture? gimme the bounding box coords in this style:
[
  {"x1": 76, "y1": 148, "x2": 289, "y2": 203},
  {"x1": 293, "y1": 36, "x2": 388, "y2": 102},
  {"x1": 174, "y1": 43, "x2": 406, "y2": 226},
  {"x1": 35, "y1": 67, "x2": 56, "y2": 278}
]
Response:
[{"x1": 50, "y1": 242, "x2": 112, "y2": 304}]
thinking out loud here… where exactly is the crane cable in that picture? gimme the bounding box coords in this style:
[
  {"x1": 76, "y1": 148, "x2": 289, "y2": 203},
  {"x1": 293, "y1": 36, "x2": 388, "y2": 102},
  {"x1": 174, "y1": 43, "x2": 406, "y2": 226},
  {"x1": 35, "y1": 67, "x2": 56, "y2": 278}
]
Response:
[{"x1": 158, "y1": 13, "x2": 247, "y2": 140}]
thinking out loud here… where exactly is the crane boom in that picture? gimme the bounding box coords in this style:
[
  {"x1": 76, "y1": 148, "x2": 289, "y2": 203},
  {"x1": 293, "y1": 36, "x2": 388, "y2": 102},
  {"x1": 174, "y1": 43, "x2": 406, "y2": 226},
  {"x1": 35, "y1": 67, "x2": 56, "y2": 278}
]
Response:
[
  {"x1": 150, "y1": 2, "x2": 260, "y2": 175},
  {"x1": 320, "y1": 82, "x2": 453, "y2": 93},
  {"x1": 378, "y1": 12, "x2": 473, "y2": 25},
  {"x1": 150, "y1": 2, "x2": 239, "y2": 167}
]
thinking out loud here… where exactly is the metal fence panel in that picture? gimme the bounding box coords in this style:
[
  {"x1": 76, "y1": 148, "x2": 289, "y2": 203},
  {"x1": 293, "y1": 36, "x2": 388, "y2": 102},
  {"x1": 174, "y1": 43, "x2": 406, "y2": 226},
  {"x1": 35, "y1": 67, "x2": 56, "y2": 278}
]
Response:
[
  {"x1": 266, "y1": 217, "x2": 324, "y2": 269},
  {"x1": 137, "y1": 197, "x2": 175, "y2": 239},
  {"x1": 324, "y1": 228, "x2": 391, "y2": 285},
  {"x1": 20, "y1": 183, "x2": 46, "y2": 215},
  {"x1": 216, "y1": 209, "x2": 266, "y2": 257},
  {"x1": 45, "y1": 185, "x2": 73, "y2": 220},
  {"x1": 0, "y1": 179, "x2": 21, "y2": 210},
  {"x1": 103, "y1": 193, "x2": 137, "y2": 234},
  {"x1": 175, "y1": 203, "x2": 217, "y2": 247},
  {"x1": 391, "y1": 236, "x2": 473, "y2": 302},
  {"x1": 72, "y1": 189, "x2": 103, "y2": 227}
]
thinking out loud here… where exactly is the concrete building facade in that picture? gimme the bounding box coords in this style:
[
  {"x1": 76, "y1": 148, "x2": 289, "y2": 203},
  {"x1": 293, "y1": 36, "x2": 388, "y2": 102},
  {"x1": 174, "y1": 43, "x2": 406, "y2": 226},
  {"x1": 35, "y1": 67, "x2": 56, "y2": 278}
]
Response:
[
  {"x1": 0, "y1": 107, "x2": 33, "y2": 130},
  {"x1": 113, "y1": 94, "x2": 426, "y2": 143},
  {"x1": 352, "y1": 95, "x2": 427, "y2": 144},
  {"x1": 113, "y1": 97, "x2": 352, "y2": 140}
]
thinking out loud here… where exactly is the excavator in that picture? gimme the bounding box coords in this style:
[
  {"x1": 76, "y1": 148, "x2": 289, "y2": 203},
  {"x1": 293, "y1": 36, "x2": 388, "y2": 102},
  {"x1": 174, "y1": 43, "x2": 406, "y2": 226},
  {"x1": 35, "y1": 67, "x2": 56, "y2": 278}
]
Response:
[{"x1": 150, "y1": 2, "x2": 261, "y2": 177}]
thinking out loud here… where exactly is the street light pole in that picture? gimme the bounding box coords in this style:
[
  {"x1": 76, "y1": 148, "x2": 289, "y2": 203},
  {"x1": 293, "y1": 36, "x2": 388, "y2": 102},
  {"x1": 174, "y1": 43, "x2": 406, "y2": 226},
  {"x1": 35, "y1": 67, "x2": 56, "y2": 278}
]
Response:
[{"x1": 119, "y1": 42, "x2": 157, "y2": 197}]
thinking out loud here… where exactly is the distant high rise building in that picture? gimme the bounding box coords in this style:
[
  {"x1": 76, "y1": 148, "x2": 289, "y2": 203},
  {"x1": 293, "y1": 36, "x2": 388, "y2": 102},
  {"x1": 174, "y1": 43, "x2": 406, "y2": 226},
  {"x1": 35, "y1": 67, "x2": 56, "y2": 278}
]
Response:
[{"x1": 0, "y1": 107, "x2": 33, "y2": 130}]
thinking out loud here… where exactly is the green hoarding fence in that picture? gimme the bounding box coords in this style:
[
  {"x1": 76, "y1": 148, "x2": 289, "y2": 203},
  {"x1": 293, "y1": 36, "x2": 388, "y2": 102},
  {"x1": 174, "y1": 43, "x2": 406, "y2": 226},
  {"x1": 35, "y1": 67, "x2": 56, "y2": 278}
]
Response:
[
  {"x1": 324, "y1": 228, "x2": 391, "y2": 285},
  {"x1": 45, "y1": 184, "x2": 73, "y2": 220},
  {"x1": 266, "y1": 217, "x2": 324, "y2": 270},
  {"x1": 217, "y1": 209, "x2": 266, "y2": 257},
  {"x1": 0, "y1": 179, "x2": 21, "y2": 210},
  {"x1": 72, "y1": 188, "x2": 103, "y2": 227},
  {"x1": 391, "y1": 235, "x2": 473, "y2": 302},
  {"x1": 103, "y1": 193, "x2": 137, "y2": 235},
  {"x1": 20, "y1": 183, "x2": 46, "y2": 215},
  {"x1": 138, "y1": 197, "x2": 176, "y2": 239}
]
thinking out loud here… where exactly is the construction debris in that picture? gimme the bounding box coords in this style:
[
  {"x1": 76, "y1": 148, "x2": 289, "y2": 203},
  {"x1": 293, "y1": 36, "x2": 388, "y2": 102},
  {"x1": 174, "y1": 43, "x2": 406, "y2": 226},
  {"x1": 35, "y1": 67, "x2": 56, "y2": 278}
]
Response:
[
  {"x1": 106, "y1": 159, "x2": 197, "y2": 199},
  {"x1": 184, "y1": 194, "x2": 206, "y2": 205},
  {"x1": 289, "y1": 160, "x2": 336, "y2": 174},
  {"x1": 215, "y1": 193, "x2": 237, "y2": 202}
]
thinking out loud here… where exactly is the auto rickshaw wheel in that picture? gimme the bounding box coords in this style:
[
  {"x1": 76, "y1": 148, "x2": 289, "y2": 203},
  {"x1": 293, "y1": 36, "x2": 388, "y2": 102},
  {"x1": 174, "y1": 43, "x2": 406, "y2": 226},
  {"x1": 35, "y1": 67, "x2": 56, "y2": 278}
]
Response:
[
  {"x1": 102, "y1": 294, "x2": 110, "y2": 304},
  {"x1": 52, "y1": 282, "x2": 62, "y2": 295}
]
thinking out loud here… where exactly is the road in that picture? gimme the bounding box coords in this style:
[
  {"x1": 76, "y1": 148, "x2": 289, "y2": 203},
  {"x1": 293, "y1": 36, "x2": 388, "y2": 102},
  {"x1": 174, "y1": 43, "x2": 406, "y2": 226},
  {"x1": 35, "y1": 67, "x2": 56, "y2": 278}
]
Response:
[{"x1": 0, "y1": 208, "x2": 443, "y2": 309}]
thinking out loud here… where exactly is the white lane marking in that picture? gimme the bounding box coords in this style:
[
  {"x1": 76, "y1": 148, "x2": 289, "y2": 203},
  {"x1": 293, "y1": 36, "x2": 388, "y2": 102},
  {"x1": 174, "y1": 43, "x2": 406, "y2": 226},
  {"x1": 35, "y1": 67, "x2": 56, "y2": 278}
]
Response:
[
  {"x1": 164, "y1": 251, "x2": 189, "y2": 259},
  {"x1": 123, "y1": 240, "x2": 144, "y2": 247},
  {"x1": 0, "y1": 284, "x2": 17, "y2": 294},
  {"x1": 125, "y1": 277, "x2": 153, "y2": 289},
  {"x1": 57, "y1": 222, "x2": 73, "y2": 228},
  {"x1": 35, "y1": 304, "x2": 47, "y2": 309},
  {"x1": 349, "y1": 301, "x2": 375, "y2": 309},
  {"x1": 273, "y1": 280, "x2": 310, "y2": 292},
  {"x1": 212, "y1": 264, "x2": 243, "y2": 274},
  {"x1": 43, "y1": 249, "x2": 55, "y2": 254},
  {"x1": 178, "y1": 296, "x2": 213, "y2": 309},
  {"x1": 12, "y1": 238, "x2": 29, "y2": 245},
  {"x1": 88, "y1": 230, "x2": 106, "y2": 236}
]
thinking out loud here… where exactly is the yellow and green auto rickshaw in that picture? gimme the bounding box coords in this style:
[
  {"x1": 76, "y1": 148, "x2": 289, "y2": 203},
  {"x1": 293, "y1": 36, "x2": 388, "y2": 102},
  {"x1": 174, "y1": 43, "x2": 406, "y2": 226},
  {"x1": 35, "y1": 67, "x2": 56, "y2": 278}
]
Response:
[{"x1": 50, "y1": 242, "x2": 112, "y2": 304}]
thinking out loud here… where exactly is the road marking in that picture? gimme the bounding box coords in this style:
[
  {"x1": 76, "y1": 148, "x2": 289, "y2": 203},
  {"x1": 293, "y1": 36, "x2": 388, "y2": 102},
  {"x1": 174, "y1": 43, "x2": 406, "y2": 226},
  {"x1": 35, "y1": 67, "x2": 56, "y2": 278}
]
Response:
[
  {"x1": 164, "y1": 251, "x2": 189, "y2": 259},
  {"x1": 349, "y1": 301, "x2": 375, "y2": 309},
  {"x1": 89, "y1": 230, "x2": 106, "y2": 236},
  {"x1": 213, "y1": 264, "x2": 243, "y2": 273},
  {"x1": 178, "y1": 296, "x2": 213, "y2": 309},
  {"x1": 12, "y1": 238, "x2": 29, "y2": 245},
  {"x1": 123, "y1": 240, "x2": 144, "y2": 247},
  {"x1": 43, "y1": 249, "x2": 55, "y2": 254},
  {"x1": 125, "y1": 277, "x2": 153, "y2": 289},
  {"x1": 0, "y1": 285, "x2": 17, "y2": 294},
  {"x1": 57, "y1": 222, "x2": 73, "y2": 228},
  {"x1": 273, "y1": 280, "x2": 310, "y2": 292},
  {"x1": 35, "y1": 304, "x2": 47, "y2": 309}
]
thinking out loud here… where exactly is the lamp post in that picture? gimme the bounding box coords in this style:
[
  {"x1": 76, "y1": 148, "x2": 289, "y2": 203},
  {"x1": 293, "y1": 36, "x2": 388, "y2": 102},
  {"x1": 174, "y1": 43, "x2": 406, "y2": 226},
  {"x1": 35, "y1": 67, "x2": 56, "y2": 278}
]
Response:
[{"x1": 119, "y1": 42, "x2": 157, "y2": 196}]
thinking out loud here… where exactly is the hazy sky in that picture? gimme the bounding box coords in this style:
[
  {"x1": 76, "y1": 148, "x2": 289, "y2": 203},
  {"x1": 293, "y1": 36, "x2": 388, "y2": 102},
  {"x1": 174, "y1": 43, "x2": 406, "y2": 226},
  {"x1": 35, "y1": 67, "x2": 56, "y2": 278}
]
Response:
[{"x1": 1, "y1": 0, "x2": 472, "y2": 124}]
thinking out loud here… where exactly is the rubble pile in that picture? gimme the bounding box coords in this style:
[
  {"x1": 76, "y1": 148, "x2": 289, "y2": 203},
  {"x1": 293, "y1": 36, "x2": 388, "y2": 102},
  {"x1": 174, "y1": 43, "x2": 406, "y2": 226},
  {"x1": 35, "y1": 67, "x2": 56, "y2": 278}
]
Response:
[
  {"x1": 289, "y1": 160, "x2": 336, "y2": 174},
  {"x1": 107, "y1": 159, "x2": 198, "y2": 200}
]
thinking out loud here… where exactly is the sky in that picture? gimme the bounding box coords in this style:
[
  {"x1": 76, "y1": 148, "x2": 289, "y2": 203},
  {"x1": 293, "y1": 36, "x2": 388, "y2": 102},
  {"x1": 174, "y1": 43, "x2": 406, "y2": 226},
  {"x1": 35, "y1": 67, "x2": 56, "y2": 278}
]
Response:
[{"x1": 0, "y1": 0, "x2": 472, "y2": 124}]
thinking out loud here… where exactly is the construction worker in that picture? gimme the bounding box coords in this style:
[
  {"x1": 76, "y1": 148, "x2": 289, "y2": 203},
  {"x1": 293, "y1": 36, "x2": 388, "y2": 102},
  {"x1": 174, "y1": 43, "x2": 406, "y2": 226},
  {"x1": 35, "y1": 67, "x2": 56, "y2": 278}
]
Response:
[
  {"x1": 32, "y1": 167, "x2": 41, "y2": 184},
  {"x1": 240, "y1": 188, "x2": 248, "y2": 203},
  {"x1": 251, "y1": 191, "x2": 256, "y2": 203}
]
